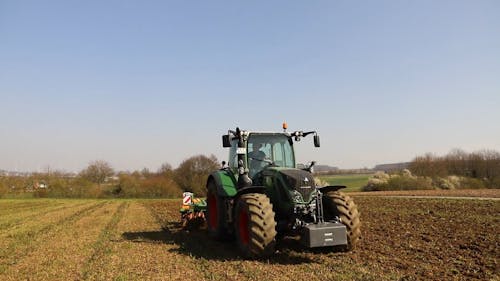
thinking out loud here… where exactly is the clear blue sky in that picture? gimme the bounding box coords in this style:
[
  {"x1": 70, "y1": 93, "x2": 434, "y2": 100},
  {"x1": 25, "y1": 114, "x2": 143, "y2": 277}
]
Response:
[{"x1": 1, "y1": 0, "x2": 499, "y2": 172}]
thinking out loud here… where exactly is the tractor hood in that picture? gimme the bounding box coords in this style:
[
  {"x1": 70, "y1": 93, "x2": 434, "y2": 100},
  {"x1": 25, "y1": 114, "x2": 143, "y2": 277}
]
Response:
[{"x1": 265, "y1": 167, "x2": 316, "y2": 202}]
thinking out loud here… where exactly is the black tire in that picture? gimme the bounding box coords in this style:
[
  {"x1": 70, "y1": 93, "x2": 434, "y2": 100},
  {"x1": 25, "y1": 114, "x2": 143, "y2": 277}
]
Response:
[
  {"x1": 206, "y1": 180, "x2": 229, "y2": 240},
  {"x1": 235, "y1": 193, "x2": 277, "y2": 258},
  {"x1": 323, "y1": 191, "x2": 361, "y2": 250}
]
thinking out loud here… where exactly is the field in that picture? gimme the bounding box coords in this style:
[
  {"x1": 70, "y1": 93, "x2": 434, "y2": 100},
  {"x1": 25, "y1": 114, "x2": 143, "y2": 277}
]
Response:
[
  {"x1": 318, "y1": 174, "x2": 372, "y2": 192},
  {"x1": 0, "y1": 191, "x2": 498, "y2": 281}
]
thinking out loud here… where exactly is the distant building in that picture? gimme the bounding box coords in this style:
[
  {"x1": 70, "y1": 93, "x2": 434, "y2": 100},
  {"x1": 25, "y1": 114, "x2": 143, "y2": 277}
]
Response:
[
  {"x1": 313, "y1": 165, "x2": 340, "y2": 173},
  {"x1": 297, "y1": 163, "x2": 339, "y2": 174},
  {"x1": 373, "y1": 162, "x2": 410, "y2": 173}
]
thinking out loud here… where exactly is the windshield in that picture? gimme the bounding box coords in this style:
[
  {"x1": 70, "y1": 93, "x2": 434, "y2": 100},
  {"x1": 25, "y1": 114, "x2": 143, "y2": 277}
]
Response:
[{"x1": 247, "y1": 134, "x2": 295, "y2": 177}]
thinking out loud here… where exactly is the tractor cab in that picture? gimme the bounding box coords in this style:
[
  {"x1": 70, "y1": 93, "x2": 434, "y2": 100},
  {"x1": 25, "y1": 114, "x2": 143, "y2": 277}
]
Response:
[
  {"x1": 227, "y1": 133, "x2": 295, "y2": 179},
  {"x1": 223, "y1": 126, "x2": 320, "y2": 189}
]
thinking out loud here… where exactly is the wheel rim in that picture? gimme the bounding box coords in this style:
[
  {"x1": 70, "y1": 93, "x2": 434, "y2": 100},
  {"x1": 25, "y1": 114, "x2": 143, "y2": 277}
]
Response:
[
  {"x1": 208, "y1": 193, "x2": 217, "y2": 230},
  {"x1": 238, "y1": 208, "x2": 249, "y2": 246}
]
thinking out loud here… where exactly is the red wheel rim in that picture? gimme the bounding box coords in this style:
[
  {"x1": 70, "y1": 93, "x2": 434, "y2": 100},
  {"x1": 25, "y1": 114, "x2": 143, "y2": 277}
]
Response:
[
  {"x1": 238, "y1": 208, "x2": 249, "y2": 245},
  {"x1": 208, "y1": 193, "x2": 217, "y2": 229}
]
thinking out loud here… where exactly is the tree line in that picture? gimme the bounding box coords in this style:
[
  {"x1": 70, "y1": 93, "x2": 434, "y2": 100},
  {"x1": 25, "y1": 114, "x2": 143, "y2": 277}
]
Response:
[
  {"x1": 362, "y1": 149, "x2": 500, "y2": 192},
  {"x1": 409, "y1": 149, "x2": 500, "y2": 187},
  {"x1": 0, "y1": 154, "x2": 219, "y2": 199}
]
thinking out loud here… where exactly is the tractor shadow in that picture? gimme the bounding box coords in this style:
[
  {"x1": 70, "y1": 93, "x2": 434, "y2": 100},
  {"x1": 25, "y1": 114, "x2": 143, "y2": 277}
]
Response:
[{"x1": 121, "y1": 221, "x2": 317, "y2": 265}]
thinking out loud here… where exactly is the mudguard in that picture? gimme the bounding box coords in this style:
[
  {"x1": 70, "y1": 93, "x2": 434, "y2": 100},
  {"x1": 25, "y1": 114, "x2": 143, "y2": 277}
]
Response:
[
  {"x1": 207, "y1": 170, "x2": 238, "y2": 197},
  {"x1": 319, "y1": 185, "x2": 346, "y2": 193},
  {"x1": 235, "y1": 186, "x2": 267, "y2": 197}
]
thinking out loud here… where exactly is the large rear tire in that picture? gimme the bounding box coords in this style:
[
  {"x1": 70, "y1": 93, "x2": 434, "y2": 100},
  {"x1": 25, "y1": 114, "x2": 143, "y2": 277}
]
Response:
[
  {"x1": 206, "y1": 180, "x2": 229, "y2": 240},
  {"x1": 323, "y1": 191, "x2": 361, "y2": 250},
  {"x1": 235, "y1": 193, "x2": 277, "y2": 258}
]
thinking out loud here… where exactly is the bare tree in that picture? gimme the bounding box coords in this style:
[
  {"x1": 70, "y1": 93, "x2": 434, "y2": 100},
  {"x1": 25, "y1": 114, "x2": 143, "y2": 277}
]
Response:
[
  {"x1": 141, "y1": 167, "x2": 152, "y2": 178},
  {"x1": 410, "y1": 149, "x2": 500, "y2": 185},
  {"x1": 79, "y1": 160, "x2": 114, "y2": 185},
  {"x1": 174, "y1": 154, "x2": 219, "y2": 196},
  {"x1": 410, "y1": 153, "x2": 446, "y2": 178},
  {"x1": 445, "y1": 148, "x2": 468, "y2": 176},
  {"x1": 158, "y1": 162, "x2": 173, "y2": 174}
]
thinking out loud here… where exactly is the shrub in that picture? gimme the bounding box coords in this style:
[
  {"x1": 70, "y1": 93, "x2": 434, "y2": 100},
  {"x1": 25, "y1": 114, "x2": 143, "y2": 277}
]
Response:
[
  {"x1": 314, "y1": 177, "x2": 329, "y2": 187},
  {"x1": 363, "y1": 172, "x2": 390, "y2": 191},
  {"x1": 385, "y1": 175, "x2": 433, "y2": 191},
  {"x1": 434, "y1": 177, "x2": 457, "y2": 190},
  {"x1": 114, "y1": 174, "x2": 142, "y2": 197},
  {"x1": 363, "y1": 172, "x2": 433, "y2": 191},
  {"x1": 174, "y1": 154, "x2": 219, "y2": 196},
  {"x1": 141, "y1": 176, "x2": 182, "y2": 198},
  {"x1": 401, "y1": 169, "x2": 414, "y2": 178},
  {"x1": 459, "y1": 178, "x2": 486, "y2": 189},
  {"x1": 0, "y1": 181, "x2": 8, "y2": 198},
  {"x1": 68, "y1": 177, "x2": 94, "y2": 198},
  {"x1": 34, "y1": 188, "x2": 49, "y2": 198},
  {"x1": 488, "y1": 177, "x2": 500, "y2": 188},
  {"x1": 47, "y1": 181, "x2": 70, "y2": 198}
]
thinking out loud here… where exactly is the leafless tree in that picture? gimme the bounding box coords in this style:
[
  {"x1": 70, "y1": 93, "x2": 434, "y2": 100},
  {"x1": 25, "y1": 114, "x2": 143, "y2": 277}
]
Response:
[
  {"x1": 174, "y1": 154, "x2": 219, "y2": 196},
  {"x1": 158, "y1": 162, "x2": 173, "y2": 175},
  {"x1": 79, "y1": 160, "x2": 114, "y2": 185}
]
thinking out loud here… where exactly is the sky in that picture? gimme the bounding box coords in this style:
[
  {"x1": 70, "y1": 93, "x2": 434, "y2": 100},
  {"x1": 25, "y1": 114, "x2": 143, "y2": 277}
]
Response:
[{"x1": 1, "y1": 0, "x2": 499, "y2": 172}]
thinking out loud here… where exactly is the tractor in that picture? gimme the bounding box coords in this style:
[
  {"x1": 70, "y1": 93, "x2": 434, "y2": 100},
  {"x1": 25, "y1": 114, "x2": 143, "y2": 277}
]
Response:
[{"x1": 205, "y1": 124, "x2": 361, "y2": 258}]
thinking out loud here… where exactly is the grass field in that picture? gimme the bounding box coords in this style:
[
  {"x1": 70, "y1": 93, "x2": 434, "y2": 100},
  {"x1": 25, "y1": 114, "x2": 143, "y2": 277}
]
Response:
[
  {"x1": 317, "y1": 174, "x2": 372, "y2": 192},
  {"x1": 0, "y1": 195, "x2": 498, "y2": 281}
]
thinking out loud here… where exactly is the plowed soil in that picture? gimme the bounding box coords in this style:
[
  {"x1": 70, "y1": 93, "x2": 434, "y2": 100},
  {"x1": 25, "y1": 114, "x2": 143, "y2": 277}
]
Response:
[
  {"x1": 350, "y1": 188, "x2": 500, "y2": 198},
  {"x1": 0, "y1": 193, "x2": 498, "y2": 281}
]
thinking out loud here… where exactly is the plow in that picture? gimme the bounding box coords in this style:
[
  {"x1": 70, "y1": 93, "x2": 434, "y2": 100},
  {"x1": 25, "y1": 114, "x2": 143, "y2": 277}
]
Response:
[{"x1": 178, "y1": 124, "x2": 361, "y2": 258}]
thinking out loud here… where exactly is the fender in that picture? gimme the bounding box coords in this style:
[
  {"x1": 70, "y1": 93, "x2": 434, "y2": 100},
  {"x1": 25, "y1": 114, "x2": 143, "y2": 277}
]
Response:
[
  {"x1": 235, "y1": 186, "x2": 266, "y2": 198},
  {"x1": 207, "y1": 170, "x2": 238, "y2": 197},
  {"x1": 319, "y1": 185, "x2": 346, "y2": 194}
]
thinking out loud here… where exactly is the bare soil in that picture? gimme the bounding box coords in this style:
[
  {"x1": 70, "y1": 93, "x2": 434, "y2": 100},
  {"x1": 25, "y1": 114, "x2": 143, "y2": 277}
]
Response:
[
  {"x1": 350, "y1": 188, "x2": 500, "y2": 198},
  {"x1": 146, "y1": 193, "x2": 499, "y2": 281},
  {"x1": 351, "y1": 197, "x2": 499, "y2": 280}
]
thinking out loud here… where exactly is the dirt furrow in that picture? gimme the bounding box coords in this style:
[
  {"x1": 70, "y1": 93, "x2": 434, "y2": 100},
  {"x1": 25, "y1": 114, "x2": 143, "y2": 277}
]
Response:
[
  {"x1": 0, "y1": 201, "x2": 106, "y2": 274},
  {"x1": 0, "y1": 201, "x2": 100, "y2": 239},
  {"x1": 0, "y1": 200, "x2": 57, "y2": 216},
  {"x1": 81, "y1": 201, "x2": 128, "y2": 280},
  {"x1": 0, "y1": 201, "x2": 89, "y2": 231},
  {"x1": 85, "y1": 201, "x2": 202, "y2": 281},
  {"x1": 1, "y1": 201, "x2": 120, "y2": 281}
]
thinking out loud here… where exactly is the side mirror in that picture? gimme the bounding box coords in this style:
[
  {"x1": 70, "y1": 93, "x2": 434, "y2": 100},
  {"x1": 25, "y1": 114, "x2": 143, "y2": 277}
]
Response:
[
  {"x1": 222, "y1": 135, "x2": 231, "y2": 147},
  {"x1": 314, "y1": 135, "x2": 320, "y2": 147},
  {"x1": 308, "y1": 161, "x2": 316, "y2": 173}
]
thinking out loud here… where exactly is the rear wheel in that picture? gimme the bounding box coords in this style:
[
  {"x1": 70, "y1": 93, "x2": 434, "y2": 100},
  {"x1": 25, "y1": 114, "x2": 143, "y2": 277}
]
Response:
[
  {"x1": 235, "y1": 193, "x2": 277, "y2": 258},
  {"x1": 206, "y1": 180, "x2": 229, "y2": 239},
  {"x1": 323, "y1": 191, "x2": 361, "y2": 250}
]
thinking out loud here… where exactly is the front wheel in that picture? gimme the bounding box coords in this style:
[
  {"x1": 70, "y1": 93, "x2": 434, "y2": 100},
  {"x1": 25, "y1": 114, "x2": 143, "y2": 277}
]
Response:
[
  {"x1": 323, "y1": 191, "x2": 361, "y2": 250},
  {"x1": 235, "y1": 193, "x2": 277, "y2": 258}
]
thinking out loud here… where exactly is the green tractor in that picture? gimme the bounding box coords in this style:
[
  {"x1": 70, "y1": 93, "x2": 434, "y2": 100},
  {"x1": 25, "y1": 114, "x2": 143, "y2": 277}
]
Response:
[{"x1": 206, "y1": 125, "x2": 361, "y2": 258}]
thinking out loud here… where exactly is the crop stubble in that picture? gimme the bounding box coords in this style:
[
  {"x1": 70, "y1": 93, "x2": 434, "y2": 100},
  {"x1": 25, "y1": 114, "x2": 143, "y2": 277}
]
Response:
[
  {"x1": 1, "y1": 201, "x2": 115, "y2": 280},
  {"x1": 0, "y1": 200, "x2": 103, "y2": 273}
]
